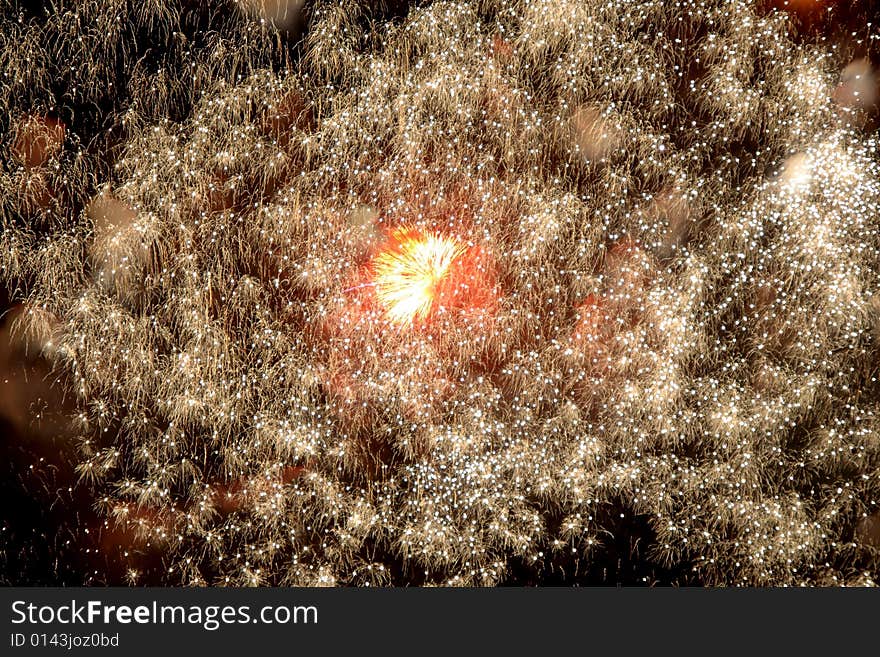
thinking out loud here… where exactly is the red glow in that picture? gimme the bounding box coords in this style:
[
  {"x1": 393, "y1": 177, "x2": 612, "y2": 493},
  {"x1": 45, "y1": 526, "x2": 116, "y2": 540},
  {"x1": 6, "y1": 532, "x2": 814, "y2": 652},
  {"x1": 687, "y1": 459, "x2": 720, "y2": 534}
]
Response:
[{"x1": 574, "y1": 293, "x2": 604, "y2": 342}]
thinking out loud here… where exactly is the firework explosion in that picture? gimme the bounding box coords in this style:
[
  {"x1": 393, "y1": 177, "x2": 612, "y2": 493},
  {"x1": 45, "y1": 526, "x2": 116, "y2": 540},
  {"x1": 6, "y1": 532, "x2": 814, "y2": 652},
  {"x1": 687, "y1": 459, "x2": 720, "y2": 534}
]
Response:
[
  {"x1": 371, "y1": 227, "x2": 468, "y2": 327},
  {"x1": 1, "y1": 0, "x2": 880, "y2": 586}
]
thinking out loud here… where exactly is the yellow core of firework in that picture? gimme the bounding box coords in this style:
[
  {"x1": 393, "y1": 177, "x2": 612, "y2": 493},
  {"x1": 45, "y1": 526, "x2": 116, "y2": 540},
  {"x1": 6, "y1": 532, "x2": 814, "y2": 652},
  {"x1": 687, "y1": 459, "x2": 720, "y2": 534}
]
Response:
[{"x1": 373, "y1": 227, "x2": 466, "y2": 326}]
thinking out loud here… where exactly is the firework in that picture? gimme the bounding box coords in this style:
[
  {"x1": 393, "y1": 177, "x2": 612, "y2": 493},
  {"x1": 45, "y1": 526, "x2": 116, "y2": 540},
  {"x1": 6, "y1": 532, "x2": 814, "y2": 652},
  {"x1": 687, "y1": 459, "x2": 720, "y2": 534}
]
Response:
[
  {"x1": 1, "y1": 0, "x2": 879, "y2": 587},
  {"x1": 372, "y1": 227, "x2": 468, "y2": 327}
]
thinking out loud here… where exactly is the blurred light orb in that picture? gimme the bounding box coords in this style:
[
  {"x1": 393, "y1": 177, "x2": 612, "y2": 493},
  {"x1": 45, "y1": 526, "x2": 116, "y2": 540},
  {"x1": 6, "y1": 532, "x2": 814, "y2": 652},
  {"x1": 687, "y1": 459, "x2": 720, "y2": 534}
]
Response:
[
  {"x1": 237, "y1": 0, "x2": 305, "y2": 30},
  {"x1": 834, "y1": 58, "x2": 878, "y2": 111},
  {"x1": 12, "y1": 115, "x2": 65, "y2": 169},
  {"x1": 779, "y1": 152, "x2": 812, "y2": 192}
]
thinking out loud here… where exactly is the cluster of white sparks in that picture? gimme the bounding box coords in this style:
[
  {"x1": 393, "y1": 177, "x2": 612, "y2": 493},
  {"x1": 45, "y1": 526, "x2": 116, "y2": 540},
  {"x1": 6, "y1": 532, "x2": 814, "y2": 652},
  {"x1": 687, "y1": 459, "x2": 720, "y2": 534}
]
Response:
[{"x1": 2, "y1": 0, "x2": 880, "y2": 586}]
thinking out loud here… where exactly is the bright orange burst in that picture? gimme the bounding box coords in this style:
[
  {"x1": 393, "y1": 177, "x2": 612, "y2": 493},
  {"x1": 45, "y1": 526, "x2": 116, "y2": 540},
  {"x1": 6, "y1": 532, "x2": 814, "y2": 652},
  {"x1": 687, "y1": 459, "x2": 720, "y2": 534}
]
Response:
[{"x1": 372, "y1": 226, "x2": 467, "y2": 327}]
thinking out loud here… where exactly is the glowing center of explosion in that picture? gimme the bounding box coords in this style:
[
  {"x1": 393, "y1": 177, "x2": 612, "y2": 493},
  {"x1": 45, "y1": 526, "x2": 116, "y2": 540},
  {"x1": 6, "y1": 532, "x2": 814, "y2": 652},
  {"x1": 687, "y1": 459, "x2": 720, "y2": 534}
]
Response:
[{"x1": 373, "y1": 227, "x2": 467, "y2": 326}]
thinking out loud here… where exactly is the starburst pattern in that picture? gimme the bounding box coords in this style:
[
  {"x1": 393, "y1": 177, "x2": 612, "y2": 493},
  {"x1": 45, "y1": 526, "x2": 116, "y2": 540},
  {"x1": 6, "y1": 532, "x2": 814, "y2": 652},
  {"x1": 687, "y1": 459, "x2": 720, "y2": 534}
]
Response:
[
  {"x1": 1, "y1": 0, "x2": 879, "y2": 586},
  {"x1": 372, "y1": 227, "x2": 467, "y2": 326}
]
